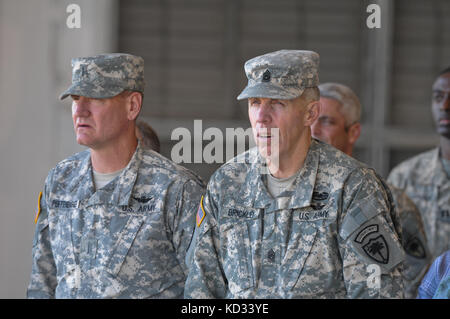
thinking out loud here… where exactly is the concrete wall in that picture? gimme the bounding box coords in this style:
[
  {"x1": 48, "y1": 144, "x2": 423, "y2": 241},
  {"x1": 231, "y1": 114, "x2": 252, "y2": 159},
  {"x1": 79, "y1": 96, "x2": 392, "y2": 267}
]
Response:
[{"x1": 0, "y1": 0, "x2": 118, "y2": 298}]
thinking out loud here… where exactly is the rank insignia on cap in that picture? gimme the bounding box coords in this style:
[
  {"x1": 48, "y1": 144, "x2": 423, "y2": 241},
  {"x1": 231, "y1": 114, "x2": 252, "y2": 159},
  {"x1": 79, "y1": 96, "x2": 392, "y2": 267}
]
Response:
[
  {"x1": 262, "y1": 69, "x2": 271, "y2": 82},
  {"x1": 196, "y1": 196, "x2": 206, "y2": 227},
  {"x1": 34, "y1": 192, "x2": 43, "y2": 224}
]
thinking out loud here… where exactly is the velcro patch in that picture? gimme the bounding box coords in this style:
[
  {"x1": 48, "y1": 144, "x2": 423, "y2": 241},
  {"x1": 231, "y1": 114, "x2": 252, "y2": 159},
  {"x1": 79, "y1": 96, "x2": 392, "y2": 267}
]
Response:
[
  {"x1": 34, "y1": 192, "x2": 43, "y2": 224},
  {"x1": 339, "y1": 202, "x2": 381, "y2": 240},
  {"x1": 196, "y1": 196, "x2": 206, "y2": 227}
]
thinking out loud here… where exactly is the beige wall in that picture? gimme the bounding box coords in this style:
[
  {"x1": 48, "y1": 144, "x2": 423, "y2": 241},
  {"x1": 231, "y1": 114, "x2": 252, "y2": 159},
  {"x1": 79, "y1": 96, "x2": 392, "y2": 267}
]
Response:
[{"x1": 0, "y1": 0, "x2": 118, "y2": 298}]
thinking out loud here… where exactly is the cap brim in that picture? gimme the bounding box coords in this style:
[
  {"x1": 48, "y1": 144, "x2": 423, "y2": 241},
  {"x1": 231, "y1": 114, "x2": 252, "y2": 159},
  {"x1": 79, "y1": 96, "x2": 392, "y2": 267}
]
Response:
[
  {"x1": 59, "y1": 83, "x2": 124, "y2": 100},
  {"x1": 236, "y1": 82, "x2": 302, "y2": 100}
]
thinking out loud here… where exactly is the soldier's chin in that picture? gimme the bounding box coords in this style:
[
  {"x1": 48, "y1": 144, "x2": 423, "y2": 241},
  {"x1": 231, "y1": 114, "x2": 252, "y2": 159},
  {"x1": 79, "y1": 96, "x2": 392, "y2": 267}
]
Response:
[
  {"x1": 438, "y1": 127, "x2": 450, "y2": 140},
  {"x1": 257, "y1": 145, "x2": 271, "y2": 158},
  {"x1": 76, "y1": 136, "x2": 94, "y2": 148},
  {"x1": 257, "y1": 145, "x2": 280, "y2": 161}
]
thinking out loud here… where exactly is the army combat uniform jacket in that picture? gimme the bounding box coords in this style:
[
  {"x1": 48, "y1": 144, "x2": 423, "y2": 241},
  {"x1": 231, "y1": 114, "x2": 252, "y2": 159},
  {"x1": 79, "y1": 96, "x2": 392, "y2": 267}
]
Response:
[
  {"x1": 185, "y1": 139, "x2": 404, "y2": 298},
  {"x1": 389, "y1": 185, "x2": 431, "y2": 298},
  {"x1": 388, "y1": 148, "x2": 450, "y2": 260},
  {"x1": 28, "y1": 144, "x2": 205, "y2": 298}
]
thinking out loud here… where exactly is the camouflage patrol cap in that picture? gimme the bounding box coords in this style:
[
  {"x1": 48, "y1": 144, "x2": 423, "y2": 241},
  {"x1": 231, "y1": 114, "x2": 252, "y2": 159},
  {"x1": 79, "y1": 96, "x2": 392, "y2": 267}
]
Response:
[
  {"x1": 59, "y1": 53, "x2": 145, "y2": 100},
  {"x1": 237, "y1": 49, "x2": 319, "y2": 100}
]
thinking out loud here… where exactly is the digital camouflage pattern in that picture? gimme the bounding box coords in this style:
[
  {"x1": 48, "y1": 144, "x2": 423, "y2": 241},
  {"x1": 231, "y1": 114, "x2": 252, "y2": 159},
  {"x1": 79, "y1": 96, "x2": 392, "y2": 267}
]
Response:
[
  {"x1": 389, "y1": 185, "x2": 432, "y2": 299},
  {"x1": 237, "y1": 50, "x2": 319, "y2": 100},
  {"x1": 185, "y1": 139, "x2": 404, "y2": 298},
  {"x1": 59, "y1": 53, "x2": 145, "y2": 100},
  {"x1": 28, "y1": 144, "x2": 205, "y2": 298},
  {"x1": 388, "y1": 148, "x2": 450, "y2": 261}
]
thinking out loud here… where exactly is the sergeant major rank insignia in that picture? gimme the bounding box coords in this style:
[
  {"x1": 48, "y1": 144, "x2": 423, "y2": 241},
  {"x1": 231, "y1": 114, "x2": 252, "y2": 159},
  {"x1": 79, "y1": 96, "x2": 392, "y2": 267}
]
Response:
[{"x1": 262, "y1": 69, "x2": 271, "y2": 82}]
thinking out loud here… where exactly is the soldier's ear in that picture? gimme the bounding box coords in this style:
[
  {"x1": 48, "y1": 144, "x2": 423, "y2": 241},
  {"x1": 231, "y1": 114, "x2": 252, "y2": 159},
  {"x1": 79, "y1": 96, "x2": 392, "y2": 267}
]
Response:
[
  {"x1": 304, "y1": 100, "x2": 320, "y2": 126},
  {"x1": 127, "y1": 92, "x2": 142, "y2": 121},
  {"x1": 347, "y1": 122, "x2": 361, "y2": 145}
]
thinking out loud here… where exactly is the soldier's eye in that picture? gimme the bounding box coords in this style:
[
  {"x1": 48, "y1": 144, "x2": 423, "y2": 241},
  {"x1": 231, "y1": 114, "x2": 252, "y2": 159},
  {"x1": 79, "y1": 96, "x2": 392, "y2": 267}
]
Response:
[
  {"x1": 320, "y1": 117, "x2": 334, "y2": 126},
  {"x1": 273, "y1": 100, "x2": 285, "y2": 107},
  {"x1": 433, "y1": 91, "x2": 444, "y2": 102}
]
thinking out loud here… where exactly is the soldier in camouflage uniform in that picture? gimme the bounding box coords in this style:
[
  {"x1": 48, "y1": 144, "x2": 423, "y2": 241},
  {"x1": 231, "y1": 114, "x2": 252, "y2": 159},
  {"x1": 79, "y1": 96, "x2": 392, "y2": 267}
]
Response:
[
  {"x1": 184, "y1": 50, "x2": 404, "y2": 298},
  {"x1": 388, "y1": 67, "x2": 450, "y2": 262},
  {"x1": 27, "y1": 53, "x2": 205, "y2": 298},
  {"x1": 311, "y1": 82, "x2": 431, "y2": 298}
]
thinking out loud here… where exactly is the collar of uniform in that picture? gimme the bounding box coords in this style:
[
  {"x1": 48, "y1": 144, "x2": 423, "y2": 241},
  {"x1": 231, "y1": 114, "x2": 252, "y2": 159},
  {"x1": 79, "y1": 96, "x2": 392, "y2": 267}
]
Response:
[
  {"x1": 432, "y1": 147, "x2": 448, "y2": 186},
  {"x1": 67, "y1": 150, "x2": 96, "y2": 201},
  {"x1": 235, "y1": 139, "x2": 319, "y2": 210},
  {"x1": 420, "y1": 147, "x2": 446, "y2": 186},
  {"x1": 284, "y1": 139, "x2": 319, "y2": 210},
  {"x1": 85, "y1": 142, "x2": 142, "y2": 207}
]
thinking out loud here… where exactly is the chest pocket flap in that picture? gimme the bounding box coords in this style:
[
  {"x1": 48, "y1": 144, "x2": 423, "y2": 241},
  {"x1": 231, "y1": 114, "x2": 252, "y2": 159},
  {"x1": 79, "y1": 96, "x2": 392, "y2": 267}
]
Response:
[{"x1": 105, "y1": 214, "x2": 146, "y2": 276}]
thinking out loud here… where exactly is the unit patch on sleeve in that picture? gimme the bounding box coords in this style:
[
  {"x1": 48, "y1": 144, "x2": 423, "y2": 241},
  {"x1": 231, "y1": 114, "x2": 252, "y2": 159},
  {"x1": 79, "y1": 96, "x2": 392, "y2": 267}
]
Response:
[{"x1": 349, "y1": 219, "x2": 404, "y2": 272}]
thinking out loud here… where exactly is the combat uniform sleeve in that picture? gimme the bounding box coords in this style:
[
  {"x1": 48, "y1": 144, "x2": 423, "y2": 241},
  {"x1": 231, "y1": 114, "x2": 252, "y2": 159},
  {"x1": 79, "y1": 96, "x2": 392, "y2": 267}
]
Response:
[
  {"x1": 393, "y1": 188, "x2": 432, "y2": 298},
  {"x1": 27, "y1": 172, "x2": 57, "y2": 298},
  {"x1": 166, "y1": 177, "x2": 205, "y2": 276},
  {"x1": 387, "y1": 165, "x2": 407, "y2": 190},
  {"x1": 338, "y1": 169, "x2": 405, "y2": 299},
  {"x1": 184, "y1": 184, "x2": 228, "y2": 299}
]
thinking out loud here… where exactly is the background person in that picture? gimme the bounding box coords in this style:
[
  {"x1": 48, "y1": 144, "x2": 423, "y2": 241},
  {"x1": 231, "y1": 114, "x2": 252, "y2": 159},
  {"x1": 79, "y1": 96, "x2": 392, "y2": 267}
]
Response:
[
  {"x1": 136, "y1": 119, "x2": 161, "y2": 153},
  {"x1": 417, "y1": 250, "x2": 450, "y2": 299},
  {"x1": 184, "y1": 50, "x2": 404, "y2": 299},
  {"x1": 27, "y1": 53, "x2": 205, "y2": 298},
  {"x1": 388, "y1": 67, "x2": 450, "y2": 261},
  {"x1": 311, "y1": 82, "x2": 432, "y2": 299}
]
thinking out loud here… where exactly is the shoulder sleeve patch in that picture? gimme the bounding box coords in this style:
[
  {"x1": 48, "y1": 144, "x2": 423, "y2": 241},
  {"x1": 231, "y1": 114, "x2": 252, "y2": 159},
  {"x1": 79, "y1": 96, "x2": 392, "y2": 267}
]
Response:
[
  {"x1": 196, "y1": 195, "x2": 206, "y2": 227},
  {"x1": 34, "y1": 192, "x2": 43, "y2": 224},
  {"x1": 348, "y1": 216, "x2": 405, "y2": 273}
]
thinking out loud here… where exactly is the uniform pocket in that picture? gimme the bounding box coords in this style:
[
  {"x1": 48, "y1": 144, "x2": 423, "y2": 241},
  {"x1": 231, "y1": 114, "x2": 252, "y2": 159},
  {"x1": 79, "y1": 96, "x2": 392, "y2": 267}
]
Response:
[
  {"x1": 220, "y1": 222, "x2": 255, "y2": 294},
  {"x1": 105, "y1": 214, "x2": 145, "y2": 276},
  {"x1": 282, "y1": 213, "x2": 320, "y2": 291}
]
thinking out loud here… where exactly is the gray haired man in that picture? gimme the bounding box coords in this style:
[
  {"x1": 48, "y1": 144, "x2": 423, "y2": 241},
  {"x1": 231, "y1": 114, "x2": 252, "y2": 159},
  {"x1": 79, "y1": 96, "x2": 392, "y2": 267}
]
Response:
[
  {"x1": 184, "y1": 50, "x2": 404, "y2": 298},
  {"x1": 27, "y1": 53, "x2": 205, "y2": 298},
  {"x1": 312, "y1": 82, "x2": 432, "y2": 298}
]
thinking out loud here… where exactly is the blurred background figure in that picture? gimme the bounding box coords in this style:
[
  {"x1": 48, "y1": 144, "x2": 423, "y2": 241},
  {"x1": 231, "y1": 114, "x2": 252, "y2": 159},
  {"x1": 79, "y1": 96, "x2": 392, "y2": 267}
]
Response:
[
  {"x1": 312, "y1": 82, "x2": 432, "y2": 298},
  {"x1": 417, "y1": 250, "x2": 450, "y2": 299},
  {"x1": 136, "y1": 119, "x2": 161, "y2": 153},
  {"x1": 388, "y1": 68, "x2": 450, "y2": 262}
]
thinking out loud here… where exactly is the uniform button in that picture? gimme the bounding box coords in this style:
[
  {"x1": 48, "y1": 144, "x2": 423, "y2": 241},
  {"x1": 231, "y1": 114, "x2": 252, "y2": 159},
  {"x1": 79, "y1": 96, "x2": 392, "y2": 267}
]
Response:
[{"x1": 267, "y1": 249, "x2": 275, "y2": 262}]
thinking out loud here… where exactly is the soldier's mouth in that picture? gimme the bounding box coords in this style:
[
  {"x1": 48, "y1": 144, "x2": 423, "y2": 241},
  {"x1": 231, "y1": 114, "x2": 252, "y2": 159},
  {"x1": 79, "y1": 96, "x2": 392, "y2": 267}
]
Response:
[{"x1": 77, "y1": 124, "x2": 92, "y2": 129}]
